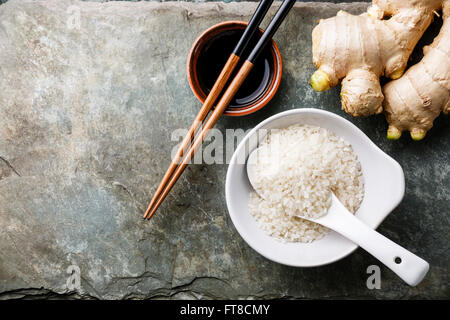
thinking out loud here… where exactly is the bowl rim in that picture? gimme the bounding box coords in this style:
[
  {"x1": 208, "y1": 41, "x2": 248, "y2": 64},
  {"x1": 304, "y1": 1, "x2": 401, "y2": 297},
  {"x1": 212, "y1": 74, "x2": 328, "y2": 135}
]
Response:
[
  {"x1": 186, "y1": 20, "x2": 283, "y2": 117},
  {"x1": 225, "y1": 108, "x2": 405, "y2": 267}
]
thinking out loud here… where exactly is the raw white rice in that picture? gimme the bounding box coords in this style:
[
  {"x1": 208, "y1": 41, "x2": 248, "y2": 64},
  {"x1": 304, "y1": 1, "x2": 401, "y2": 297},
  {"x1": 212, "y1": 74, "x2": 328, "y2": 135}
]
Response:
[{"x1": 248, "y1": 124, "x2": 364, "y2": 243}]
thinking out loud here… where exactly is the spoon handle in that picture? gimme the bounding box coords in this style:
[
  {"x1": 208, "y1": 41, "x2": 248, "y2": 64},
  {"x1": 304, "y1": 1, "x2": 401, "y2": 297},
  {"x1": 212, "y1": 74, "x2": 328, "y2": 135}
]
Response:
[{"x1": 324, "y1": 199, "x2": 429, "y2": 286}]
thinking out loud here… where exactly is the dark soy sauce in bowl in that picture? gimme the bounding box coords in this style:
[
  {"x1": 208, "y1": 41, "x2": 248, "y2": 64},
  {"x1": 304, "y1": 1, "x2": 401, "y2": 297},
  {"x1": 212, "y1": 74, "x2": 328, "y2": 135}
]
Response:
[{"x1": 196, "y1": 28, "x2": 274, "y2": 109}]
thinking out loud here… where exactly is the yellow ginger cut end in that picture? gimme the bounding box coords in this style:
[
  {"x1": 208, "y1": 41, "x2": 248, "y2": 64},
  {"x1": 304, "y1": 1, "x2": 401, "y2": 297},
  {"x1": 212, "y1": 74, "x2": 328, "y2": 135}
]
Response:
[
  {"x1": 387, "y1": 126, "x2": 402, "y2": 140},
  {"x1": 309, "y1": 70, "x2": 331, "y2": 92},
  {"x1": 410, "y1": 129, "x2": 427, "y2": 141},
  {"x1": 390, "y1": 67, "x2": 406, "y2": 80}
]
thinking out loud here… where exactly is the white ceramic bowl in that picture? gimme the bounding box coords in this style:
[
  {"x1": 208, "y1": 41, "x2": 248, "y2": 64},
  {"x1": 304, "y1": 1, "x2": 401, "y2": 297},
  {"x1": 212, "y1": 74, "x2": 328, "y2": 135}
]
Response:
[{"x1": 225, "y1": 108, "x2": 405, "y2": 267}]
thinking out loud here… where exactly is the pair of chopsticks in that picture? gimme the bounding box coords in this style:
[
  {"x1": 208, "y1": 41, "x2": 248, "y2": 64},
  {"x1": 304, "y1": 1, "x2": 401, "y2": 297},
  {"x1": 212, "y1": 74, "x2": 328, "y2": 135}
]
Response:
[{"x1": 144, "y1": 0, "x2": 296, "y2": 220}]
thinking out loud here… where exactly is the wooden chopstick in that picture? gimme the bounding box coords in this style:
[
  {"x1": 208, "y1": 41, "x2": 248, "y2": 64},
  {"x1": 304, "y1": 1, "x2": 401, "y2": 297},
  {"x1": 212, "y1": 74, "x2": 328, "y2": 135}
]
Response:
[
  {"x1": 143, "y1": 0, "x2": 274, "y2": 219},
  {"x1": 145, "y1": 0, "x2": 296, "y2": 219},
  {"x1": 146, "y1": 60, "x2": 255, "y2": 219},
  {"x1": 142, "y1": 54, "x2": 239, "y2": 219}
]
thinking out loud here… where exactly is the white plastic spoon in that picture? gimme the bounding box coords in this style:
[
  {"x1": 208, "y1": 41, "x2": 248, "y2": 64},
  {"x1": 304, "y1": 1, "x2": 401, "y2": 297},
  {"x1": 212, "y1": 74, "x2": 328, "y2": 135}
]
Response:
[{"x1": 247, "y1": 147, "x2": 429, "y2": 286}]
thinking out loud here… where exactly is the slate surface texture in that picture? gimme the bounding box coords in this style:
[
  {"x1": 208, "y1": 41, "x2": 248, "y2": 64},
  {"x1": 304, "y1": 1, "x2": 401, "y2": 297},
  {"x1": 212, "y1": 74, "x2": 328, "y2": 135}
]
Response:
[{"x1": 0, "y1": 0, "x2": 448, "y2": 299}]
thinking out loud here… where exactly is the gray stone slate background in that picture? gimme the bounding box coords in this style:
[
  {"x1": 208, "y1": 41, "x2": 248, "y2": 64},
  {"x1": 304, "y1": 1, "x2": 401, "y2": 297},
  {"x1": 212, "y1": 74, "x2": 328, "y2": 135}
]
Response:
[{"x1": 0, "y1": 0, "x2": 448, "y2": 299}]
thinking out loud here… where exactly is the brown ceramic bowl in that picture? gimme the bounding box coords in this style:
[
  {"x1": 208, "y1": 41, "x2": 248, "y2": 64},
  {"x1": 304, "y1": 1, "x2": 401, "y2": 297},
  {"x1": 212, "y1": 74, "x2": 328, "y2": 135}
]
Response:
[{"x1": 187, "y1": 21, "x2": 282, "y2": 116}]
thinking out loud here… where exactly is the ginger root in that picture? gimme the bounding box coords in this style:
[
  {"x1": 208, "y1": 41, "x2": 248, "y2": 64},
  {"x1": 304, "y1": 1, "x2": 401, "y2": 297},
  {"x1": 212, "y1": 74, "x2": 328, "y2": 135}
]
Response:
[
  {"x1": 384, "y1": 1, "x2": 450, "y2": 140},
  {"x1": 310, "y1": 0, "x2": 444, "y2": 117}
]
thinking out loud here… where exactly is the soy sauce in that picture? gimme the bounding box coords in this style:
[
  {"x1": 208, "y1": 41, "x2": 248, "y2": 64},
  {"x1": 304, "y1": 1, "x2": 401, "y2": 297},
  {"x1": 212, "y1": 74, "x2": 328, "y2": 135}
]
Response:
[{"x1": 196, "y1": 28, "x2": 274, "y2": 108}]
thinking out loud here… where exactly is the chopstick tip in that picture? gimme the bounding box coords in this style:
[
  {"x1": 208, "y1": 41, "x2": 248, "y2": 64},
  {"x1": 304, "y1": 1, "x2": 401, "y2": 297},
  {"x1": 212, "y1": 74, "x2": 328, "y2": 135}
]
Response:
[{"x1": 143, "y1": 207, "x2": 151, "y2": 219}]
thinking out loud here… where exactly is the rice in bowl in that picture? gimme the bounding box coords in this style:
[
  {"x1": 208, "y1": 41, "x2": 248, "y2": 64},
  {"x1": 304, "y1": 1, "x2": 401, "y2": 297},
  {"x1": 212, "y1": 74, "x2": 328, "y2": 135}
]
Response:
[{"x1": 248, "y1": 124, "x2": 364, "y2": 243}]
